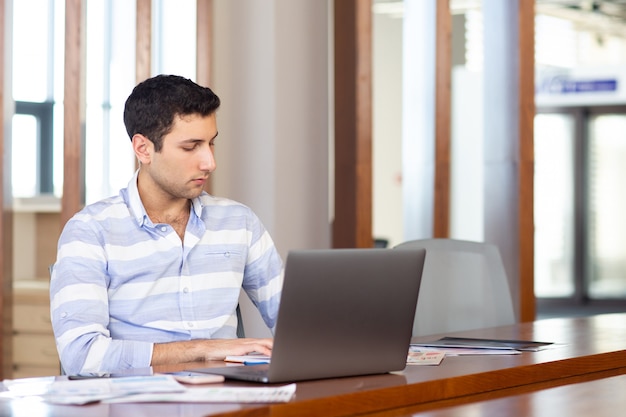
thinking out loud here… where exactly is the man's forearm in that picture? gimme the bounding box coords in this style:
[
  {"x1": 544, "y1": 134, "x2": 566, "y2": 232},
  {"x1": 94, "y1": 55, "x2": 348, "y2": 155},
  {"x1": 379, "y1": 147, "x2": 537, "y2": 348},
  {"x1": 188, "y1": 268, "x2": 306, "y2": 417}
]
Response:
[
  {"x1": 151, "y1": 340, "x2": 206, "y2": 366},
  {"x1": 151, "y1": 338, "x2": 274, "y2": 366}
]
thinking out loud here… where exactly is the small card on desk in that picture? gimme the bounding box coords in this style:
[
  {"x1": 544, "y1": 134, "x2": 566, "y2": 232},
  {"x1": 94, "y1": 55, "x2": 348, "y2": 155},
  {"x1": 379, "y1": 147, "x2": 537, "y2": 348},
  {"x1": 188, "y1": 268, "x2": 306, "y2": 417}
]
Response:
[{"x1": 406, "y1": 351, "x2": 445, "y2": 365}]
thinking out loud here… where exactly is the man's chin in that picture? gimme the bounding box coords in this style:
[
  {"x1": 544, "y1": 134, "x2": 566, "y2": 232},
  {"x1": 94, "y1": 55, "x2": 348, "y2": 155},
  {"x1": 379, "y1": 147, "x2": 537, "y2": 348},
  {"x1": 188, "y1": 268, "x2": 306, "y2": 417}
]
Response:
[{"x1": 185, "y1": 187, "x2": 205, "y2": 199}]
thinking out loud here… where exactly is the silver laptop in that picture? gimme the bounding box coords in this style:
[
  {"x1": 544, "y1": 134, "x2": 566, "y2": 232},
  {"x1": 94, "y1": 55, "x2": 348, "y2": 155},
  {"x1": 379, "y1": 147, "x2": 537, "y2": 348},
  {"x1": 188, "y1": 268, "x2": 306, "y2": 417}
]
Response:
[{"x1": 188, "y1": 248, "x2": 426, "y2": 383}]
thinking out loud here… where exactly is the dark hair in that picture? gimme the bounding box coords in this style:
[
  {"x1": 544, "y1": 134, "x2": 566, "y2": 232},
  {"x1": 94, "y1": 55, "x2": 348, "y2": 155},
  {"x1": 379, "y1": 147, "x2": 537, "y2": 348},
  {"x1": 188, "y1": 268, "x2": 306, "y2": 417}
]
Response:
[{"x1": 123, "y1": 74, "x2": 221, "y2": 151}]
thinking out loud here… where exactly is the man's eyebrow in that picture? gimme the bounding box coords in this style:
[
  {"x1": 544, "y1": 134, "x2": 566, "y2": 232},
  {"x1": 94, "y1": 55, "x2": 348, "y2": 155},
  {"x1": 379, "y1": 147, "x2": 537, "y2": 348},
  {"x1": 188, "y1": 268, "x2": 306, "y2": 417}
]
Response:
[{"x1": 180, "y1": 132, "x2": 218, "y2": 143}]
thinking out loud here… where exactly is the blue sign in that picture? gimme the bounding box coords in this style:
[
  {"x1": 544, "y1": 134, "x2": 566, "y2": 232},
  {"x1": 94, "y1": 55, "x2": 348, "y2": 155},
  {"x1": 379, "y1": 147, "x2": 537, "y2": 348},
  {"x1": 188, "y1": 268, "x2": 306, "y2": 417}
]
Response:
[{"x1": 538, "y1": 76, "x2": 618, "y2": 95}]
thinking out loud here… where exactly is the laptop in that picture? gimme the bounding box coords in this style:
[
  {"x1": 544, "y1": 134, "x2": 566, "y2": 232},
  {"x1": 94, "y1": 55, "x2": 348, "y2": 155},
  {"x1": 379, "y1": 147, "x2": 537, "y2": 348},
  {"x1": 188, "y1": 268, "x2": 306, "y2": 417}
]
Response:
[{"x1": 188, "y1": 247, "x2": 426, "y2": 383}]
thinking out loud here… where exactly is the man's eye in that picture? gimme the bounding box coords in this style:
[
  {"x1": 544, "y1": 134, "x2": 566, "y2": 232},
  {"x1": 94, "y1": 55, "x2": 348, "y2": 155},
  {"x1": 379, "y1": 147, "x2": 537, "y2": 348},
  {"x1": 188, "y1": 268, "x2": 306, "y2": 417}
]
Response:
[{"x1": 183, "y1": 143, "x2": 200, "y2": 151}]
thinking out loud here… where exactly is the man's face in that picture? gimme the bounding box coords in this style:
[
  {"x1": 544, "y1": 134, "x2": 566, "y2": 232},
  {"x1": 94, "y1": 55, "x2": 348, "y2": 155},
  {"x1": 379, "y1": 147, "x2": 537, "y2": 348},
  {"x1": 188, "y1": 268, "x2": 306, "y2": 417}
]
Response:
[{"x1": 145, "y1": 113, "x2": 218, "y2": 201}]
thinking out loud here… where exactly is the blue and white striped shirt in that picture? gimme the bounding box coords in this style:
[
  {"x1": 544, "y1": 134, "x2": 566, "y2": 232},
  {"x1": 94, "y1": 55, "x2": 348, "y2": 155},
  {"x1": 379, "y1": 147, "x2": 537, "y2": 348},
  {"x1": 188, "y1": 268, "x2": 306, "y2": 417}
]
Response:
[{"x1": 50, "y1": 172, "x2": 283, "y2": 375}]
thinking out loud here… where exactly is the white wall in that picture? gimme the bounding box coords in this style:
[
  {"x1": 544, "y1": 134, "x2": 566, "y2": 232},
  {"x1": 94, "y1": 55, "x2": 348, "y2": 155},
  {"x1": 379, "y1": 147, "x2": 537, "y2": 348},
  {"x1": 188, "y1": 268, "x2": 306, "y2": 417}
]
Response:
[
  {"x1": 373, "y1": 11, "x2": 404, "y2": 248},
  {"x1": 210, "y1": 0, "x2": 331, "y2": 336},
  {"x1": 211, "y1": 0, "x2": 331, "y2": 261}
]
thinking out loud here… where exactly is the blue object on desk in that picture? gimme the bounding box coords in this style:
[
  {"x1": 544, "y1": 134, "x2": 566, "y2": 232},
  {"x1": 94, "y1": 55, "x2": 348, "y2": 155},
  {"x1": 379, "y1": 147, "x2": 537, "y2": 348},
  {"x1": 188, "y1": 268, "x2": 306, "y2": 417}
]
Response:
[{"x1": 244, "y1": 360, "x2": 270, "y2": 365}]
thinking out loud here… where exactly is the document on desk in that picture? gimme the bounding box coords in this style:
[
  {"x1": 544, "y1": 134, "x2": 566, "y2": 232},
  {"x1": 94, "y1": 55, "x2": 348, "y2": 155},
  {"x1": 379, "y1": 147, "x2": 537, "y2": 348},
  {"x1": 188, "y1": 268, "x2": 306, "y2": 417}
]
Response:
[
  {"x1": 2, "y1": 375, "x2": 296, "y2": 405},
  {"x1": 105, "y1": 383, "x2": 297, "y2": 404},
  {"x1": 43, "y1": 375, "x2": 186, "y2": 405},
  {"x1": 0, "y1": 375, "x2": 183, "y2": 405},
  {"x1": 410, "y1": 345, "x2": 522, "y2": 356}
]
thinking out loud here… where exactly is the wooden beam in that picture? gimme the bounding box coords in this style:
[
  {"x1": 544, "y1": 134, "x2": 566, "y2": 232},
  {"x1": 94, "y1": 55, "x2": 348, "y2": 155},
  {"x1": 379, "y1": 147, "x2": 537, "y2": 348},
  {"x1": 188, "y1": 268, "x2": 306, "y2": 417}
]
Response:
[
  {"x1": 136, "y1": 0, "x2": 152, "y2": 84},
  {"x1": 196, "y1": 0, "x2": 213, "y2": 88},
  {"x1": 433, "y1": 0, "x2": 452, "y2": 238},
  {"x1": 134, "y1": 0, "x2": 151, "y2": 171},
  {"x1": 196, "y1": 0, "x2": 214, "y2": 194},
  {"x1": 0, "y1": 0, "x2": 14, "y2": 379},
  {"x1": 61, "y1": 0, "x2": 86, "y2": 227},
  {"x1": 518, "y1": 0, "x2": 536, "y2": 321},
  {"x1": 333, "y1": 0, "x2": 373, "y2": 248}
]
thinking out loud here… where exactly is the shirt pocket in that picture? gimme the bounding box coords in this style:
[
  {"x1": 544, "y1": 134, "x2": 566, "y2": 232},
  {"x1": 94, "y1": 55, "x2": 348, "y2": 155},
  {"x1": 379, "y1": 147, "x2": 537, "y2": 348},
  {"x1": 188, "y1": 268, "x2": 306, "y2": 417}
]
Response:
[{"x1": 200, "y1": 249, "x2": 246, "y2": 274}]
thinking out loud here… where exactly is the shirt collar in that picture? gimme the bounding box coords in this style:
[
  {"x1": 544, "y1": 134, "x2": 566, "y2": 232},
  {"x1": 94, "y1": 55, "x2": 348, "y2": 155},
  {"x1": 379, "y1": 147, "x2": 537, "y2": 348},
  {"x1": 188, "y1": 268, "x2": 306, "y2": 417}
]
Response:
[{"x1": 125, "y1": 170, "x2": 205, "y2": 227}]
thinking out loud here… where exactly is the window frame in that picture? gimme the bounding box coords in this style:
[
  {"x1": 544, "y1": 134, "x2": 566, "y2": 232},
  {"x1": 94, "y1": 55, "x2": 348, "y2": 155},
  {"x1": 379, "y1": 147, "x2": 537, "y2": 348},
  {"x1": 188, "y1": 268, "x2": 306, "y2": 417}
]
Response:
[{"x1": 14, "y1": 100, "x2": 55, "y2": 195}]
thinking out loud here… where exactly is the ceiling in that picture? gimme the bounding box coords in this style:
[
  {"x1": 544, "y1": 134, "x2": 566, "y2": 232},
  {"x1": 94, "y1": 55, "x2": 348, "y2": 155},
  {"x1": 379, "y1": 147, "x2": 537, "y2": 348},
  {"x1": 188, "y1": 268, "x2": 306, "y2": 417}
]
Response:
[
  {"x1": 375, "y1": 1, "x2": 626, "y2": 38},
  {"x1": 535, "y1": 0, "x2": 626, "y2": 38}
]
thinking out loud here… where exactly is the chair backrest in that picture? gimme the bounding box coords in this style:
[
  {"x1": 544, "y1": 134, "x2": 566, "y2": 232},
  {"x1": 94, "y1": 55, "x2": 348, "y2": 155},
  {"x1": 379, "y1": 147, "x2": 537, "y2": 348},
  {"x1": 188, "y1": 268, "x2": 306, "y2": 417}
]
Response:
[
  {"x1": 237, "y1": 290, "x2": 273, "y2": 338},
  {"x1": 394, "y1": 238, "x2": 516, "y2": 337}
]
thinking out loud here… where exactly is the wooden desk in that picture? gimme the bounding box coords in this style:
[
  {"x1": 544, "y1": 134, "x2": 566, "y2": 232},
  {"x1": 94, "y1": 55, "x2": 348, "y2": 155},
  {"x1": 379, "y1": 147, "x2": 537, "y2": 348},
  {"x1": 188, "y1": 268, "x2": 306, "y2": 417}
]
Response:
[
  {"x1": 1, "y1": 313, "x2": 625, "y2": 417},
  {"x1": 359, "y1": 372, "x2": 626, "y2": 417}
]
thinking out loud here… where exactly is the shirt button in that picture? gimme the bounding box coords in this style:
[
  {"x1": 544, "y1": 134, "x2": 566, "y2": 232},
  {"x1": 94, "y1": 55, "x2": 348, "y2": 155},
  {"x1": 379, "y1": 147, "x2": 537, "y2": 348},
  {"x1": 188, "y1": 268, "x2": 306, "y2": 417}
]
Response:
[
  {"x1": 183, "y1": 287, "x2": 189, "y2": 293},
  {"x1": 61, "y1": 312, "x2": 68, "y2": 318},
  {"x1": 161, "y1": 226, "x2": 167, "y2": 232},
  {"x1": 188, "y1": 322, "x2": 194, "y2": 327},
  {"x1": 224, "y1": 251, "x2": 230, "y2": 258}
]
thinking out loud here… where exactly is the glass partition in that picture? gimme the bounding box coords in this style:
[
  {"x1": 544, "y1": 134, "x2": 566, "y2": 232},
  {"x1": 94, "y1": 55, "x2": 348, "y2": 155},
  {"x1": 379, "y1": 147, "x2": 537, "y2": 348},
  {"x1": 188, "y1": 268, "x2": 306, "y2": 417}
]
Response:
[
  {"x1": 534, "y1": 113, "x2": 576, "y2": 297},
  {"x1": 587, "y1": 113, "x2": 626, "y2": 298}
]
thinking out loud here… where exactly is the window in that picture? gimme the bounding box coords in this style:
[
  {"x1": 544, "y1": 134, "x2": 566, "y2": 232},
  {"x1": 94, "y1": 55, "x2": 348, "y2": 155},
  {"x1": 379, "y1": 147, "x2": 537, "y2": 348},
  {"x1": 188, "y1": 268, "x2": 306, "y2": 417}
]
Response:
[
  {"x1": 12, "y1": 0, "x2": 198, "y2": 203},
  {"x1": 12, "y1": 102, "x2": 54, "y2": 196},
  {"x1": 11, "y1": 0, "x2": 62, "y2": 198}
]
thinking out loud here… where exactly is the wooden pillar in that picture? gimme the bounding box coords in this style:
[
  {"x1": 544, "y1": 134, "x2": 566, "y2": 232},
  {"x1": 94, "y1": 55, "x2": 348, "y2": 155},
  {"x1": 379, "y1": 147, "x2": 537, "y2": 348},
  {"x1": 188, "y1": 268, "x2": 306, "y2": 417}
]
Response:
[
  {"x1": 333, "y1": 0, "x2": 373, "y2": 248},
  {"x1": 0, "y1": 0, "x2": 14, "y2": 379},
  {"x1": 61, "y1": 0, "x2": 86, "y2": 226},
  {"x1": 518, "y1": 0, "x2": 536, "y2": 322},
  {"x1": 196, "y1": 0, "x2": 213, "y2": 194},
  {"x1": 196, "y1": 0, "x2": 213, "y2": 88},
  {"x1": 133, "y1": 0, "x2": 152, "y2": 173},
  {"x1": 136, "y1": 0, "x2": 152, "y2": 84},
  {"x1": 433, "y1": 0, "x2": 452, "y2": 238}
]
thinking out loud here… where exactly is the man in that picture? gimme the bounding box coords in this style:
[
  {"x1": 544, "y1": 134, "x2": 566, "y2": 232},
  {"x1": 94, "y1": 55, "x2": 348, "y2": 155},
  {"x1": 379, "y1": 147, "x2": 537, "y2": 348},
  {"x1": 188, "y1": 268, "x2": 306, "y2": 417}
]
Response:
[{"x1": 50, "y1": 75, "x2": 283, "y2": 375}]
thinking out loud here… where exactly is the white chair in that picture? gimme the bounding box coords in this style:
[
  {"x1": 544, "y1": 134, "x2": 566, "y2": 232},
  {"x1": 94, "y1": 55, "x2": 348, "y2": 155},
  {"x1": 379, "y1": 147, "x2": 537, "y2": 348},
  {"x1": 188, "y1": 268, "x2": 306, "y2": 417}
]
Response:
[{"x1": 394, "y1": 238, "x2": 516, "y2": 337}]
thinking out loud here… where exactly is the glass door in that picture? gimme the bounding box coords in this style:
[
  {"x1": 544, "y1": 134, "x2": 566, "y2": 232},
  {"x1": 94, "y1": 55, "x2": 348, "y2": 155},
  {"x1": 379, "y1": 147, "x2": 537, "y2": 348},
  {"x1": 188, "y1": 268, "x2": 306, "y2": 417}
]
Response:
[
  {"x1": 587, "y1": 111, "x2": 626, "y2": 299},
  {"x1": 534, "y1": 112, "x2": 577, "y2": 298},
  {"x1": 535, "y1": 106, "x2": 626, "y2": 312}
]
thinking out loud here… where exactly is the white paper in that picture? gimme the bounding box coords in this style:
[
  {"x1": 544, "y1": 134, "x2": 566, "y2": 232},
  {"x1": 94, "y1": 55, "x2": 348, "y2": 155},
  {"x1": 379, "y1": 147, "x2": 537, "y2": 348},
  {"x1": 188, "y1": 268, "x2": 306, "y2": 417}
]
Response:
[
  {"x1": 43, "y1": 375, "x2": 185, "y2": 405},
  {"x1": 104, "y1": 383, "x2": 297, "y2": 403},
  {"x1": 410, "y1": 345, "x2": 522, "y2": 356},
  {"x1": 2, "y1": 375, "x2": 296, "y2": 405}
]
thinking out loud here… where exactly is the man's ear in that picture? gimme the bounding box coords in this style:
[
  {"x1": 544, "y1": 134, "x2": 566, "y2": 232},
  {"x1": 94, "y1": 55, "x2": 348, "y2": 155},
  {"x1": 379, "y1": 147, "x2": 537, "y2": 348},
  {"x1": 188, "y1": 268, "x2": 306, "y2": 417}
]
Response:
[{"x1": 132, "y1": 134, "x2": 152, "y2": 164}]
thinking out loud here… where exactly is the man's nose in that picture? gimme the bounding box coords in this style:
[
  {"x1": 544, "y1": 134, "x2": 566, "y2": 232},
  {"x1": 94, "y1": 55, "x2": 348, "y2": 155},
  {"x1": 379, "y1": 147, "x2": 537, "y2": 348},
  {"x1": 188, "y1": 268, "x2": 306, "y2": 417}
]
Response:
[{"x1": 200, "y1": 146, "x2": 217, "y2": 172}]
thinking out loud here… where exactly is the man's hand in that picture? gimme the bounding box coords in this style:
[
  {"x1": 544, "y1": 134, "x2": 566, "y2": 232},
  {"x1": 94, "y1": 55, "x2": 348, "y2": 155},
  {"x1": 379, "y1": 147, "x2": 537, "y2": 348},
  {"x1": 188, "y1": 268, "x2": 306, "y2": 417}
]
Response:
[{"x1": 151, "y1": 338, "x2": 273, "y2": 366}]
